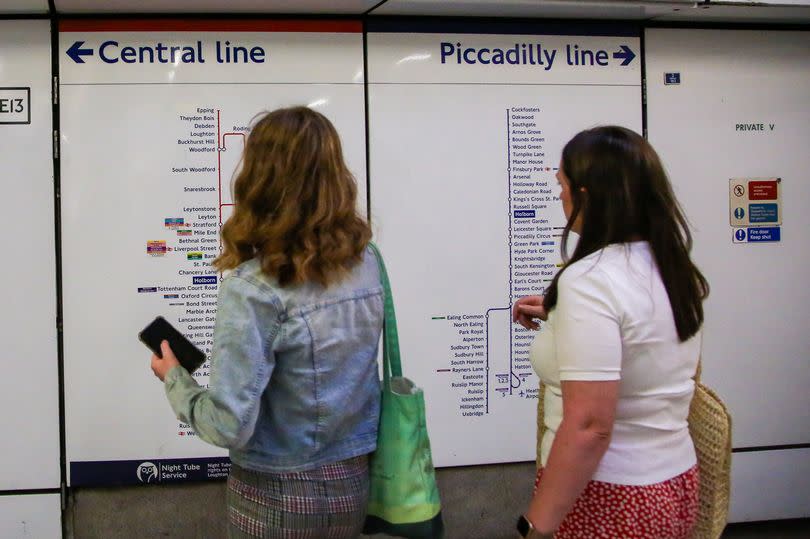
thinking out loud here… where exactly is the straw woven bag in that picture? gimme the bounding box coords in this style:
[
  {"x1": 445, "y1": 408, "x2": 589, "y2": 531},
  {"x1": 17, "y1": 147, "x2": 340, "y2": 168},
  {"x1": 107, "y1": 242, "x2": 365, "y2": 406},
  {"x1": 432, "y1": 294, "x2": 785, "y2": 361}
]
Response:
[
  {"x1": 535, "y1": 381, "x2": 546, "y2": 469},
  {"x1": 689, "y1": 361, "x2": 732, "y2": 539},
  {"x1": 534, "y1": 360, "x2": 732, "y2": 539}
]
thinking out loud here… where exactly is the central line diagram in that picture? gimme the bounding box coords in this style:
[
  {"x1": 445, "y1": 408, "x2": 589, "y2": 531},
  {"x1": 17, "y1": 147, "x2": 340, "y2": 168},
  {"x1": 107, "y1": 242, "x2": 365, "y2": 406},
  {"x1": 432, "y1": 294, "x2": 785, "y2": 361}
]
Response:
[
  {"x1": 436, "y1": 106, "x2": 563, "y2": 418},
  {"x1": 137, "y1": 105, "x2": 250, "y2": 436},
  {"x1": 135, "y1": 106, "x2": 255, "y2": 440}
]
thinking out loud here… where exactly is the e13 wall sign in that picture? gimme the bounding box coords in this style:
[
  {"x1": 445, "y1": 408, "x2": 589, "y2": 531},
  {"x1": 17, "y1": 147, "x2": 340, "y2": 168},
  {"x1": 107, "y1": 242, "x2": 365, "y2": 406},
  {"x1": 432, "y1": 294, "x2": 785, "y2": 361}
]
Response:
[{"x1": 0, "y1": 87, "x2": 31, "y2": 124}]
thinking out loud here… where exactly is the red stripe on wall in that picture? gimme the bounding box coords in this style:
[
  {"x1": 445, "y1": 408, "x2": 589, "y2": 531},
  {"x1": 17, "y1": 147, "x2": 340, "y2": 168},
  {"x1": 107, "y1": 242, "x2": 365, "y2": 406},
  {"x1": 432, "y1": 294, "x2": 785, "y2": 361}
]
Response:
[{"x1": 59, "y1": 19, "x2": 362, "y2": 33}]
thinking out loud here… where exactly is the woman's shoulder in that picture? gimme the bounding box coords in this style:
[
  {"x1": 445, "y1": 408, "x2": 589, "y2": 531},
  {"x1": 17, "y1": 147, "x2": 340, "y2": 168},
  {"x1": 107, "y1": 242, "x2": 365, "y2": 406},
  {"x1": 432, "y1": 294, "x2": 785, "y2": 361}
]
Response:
[
  {"x1": 342, "y1": 244, "x2": 383, "y2": 293},
  {"x1": 559, "y1": 243, "x2": 650, "y2": 296},
  {"x1": 225, "y1": 249, "x2": 381, "y2": 308},
  {"x1": 224, "y1": 258, "x2": 281, "y2": 295},
  {"x1": 560, "y1": 248, "x2": 611, "y2": 284},
  {"x1": 566, "y1": 242, "x2": 650, "y2": 275}
]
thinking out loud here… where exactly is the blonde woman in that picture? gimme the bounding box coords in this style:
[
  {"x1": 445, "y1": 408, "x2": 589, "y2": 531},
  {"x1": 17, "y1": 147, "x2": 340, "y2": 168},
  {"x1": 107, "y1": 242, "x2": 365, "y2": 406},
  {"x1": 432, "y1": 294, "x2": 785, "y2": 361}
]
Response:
[{"x1": 150, "y1": 107, "x2": 383, "y2": 538}]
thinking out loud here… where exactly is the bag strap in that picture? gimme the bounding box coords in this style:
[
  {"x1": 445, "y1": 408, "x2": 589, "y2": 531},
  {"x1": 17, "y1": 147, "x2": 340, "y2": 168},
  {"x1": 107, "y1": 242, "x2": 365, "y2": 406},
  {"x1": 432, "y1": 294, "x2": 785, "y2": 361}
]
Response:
[{"x1": 368, "y1": 242, "x2": 403, "y2": 387}]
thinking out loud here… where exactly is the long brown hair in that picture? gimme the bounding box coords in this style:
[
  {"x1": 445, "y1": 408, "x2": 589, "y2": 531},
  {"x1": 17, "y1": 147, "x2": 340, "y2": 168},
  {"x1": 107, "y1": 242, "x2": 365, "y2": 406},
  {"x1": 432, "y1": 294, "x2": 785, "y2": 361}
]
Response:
[
  {"x1": 212, "y1": 106, "x2": 371, "y2": 286},
  {"x1": 543, "y1": 126, "x2": 709, "y2": 341}
]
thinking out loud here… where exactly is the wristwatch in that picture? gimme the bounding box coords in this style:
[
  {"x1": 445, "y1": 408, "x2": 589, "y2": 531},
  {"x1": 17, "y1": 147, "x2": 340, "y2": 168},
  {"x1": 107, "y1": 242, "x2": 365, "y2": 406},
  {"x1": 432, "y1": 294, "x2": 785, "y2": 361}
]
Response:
[{"x1": 516, "y1": 515, "x2": 554, "y2": 539}]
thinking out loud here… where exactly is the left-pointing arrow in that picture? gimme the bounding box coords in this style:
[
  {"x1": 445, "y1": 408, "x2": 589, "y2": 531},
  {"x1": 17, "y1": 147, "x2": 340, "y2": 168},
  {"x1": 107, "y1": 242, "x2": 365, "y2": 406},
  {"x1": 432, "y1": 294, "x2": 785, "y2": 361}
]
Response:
[{"x1": 66, "y1": 41, "x2": 94, "y2": 64}]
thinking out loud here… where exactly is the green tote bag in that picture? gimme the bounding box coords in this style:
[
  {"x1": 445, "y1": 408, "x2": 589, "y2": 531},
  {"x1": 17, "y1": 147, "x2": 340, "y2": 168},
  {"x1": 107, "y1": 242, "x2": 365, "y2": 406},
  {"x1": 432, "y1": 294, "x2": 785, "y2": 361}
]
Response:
[{"x1": 363, "y1": 243, "x2": 444, "y2": 539}]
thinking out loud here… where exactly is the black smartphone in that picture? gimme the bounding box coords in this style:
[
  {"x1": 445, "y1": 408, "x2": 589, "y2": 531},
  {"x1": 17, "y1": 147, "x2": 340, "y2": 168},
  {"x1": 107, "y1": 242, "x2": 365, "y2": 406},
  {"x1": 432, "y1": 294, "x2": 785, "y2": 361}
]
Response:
[{"x1": 139, "y1": 316, "x2": 207, "y2": 373}]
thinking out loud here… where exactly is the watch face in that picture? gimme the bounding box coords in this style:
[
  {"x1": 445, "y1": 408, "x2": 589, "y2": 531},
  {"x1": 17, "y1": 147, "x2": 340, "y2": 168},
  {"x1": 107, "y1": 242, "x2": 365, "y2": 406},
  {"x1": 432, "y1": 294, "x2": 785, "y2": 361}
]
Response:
[{"x1": 517, "y1": 515, "x2": 531, "y2": 537}]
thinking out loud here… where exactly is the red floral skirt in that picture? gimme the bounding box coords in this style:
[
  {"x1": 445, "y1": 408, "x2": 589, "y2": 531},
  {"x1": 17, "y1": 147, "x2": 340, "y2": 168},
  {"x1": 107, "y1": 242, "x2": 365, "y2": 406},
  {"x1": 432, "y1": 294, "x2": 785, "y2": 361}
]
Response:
[{"x1": 534, "y1": 465, "x2": 699, "y2": 539}]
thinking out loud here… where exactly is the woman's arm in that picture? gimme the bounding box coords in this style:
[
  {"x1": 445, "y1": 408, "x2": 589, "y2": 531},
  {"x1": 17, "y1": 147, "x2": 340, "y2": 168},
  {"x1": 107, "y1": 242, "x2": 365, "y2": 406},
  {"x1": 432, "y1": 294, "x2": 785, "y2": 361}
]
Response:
[
  {"x1": 524, "y1": 264, "x2": 622, "y2": 534},
  {"x1": 161, "y1": 275, "x2": 281, "y2": 449},
  {"x1": 525, "y1": 379, "x2": 619, "y2": 534}
]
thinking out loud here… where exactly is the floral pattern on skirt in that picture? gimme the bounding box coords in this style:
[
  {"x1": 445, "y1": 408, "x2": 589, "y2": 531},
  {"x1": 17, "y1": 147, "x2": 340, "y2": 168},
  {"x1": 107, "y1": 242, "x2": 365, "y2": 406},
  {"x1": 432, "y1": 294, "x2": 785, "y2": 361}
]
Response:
[{"x1": 534, "y1": 465, "x2": 699, "y2": 539}]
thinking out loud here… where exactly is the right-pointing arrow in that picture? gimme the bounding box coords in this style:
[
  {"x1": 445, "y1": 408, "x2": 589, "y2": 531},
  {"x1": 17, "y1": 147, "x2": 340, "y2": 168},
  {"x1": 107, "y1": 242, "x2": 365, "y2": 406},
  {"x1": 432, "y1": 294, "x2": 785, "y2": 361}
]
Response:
[
  {"x1": 612, "y1": 45, "x2": 636, "y2": 66},
  {"x1": 66, "y1": 41, "x2": 94, "y2": 64}
]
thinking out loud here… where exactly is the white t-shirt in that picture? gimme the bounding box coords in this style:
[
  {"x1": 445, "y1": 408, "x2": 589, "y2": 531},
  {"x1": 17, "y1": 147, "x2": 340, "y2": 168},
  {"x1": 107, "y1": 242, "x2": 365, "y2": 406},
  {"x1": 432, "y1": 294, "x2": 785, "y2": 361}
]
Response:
[{"x1": 530, "y1": 241, "x2": 700, "y2": 485}]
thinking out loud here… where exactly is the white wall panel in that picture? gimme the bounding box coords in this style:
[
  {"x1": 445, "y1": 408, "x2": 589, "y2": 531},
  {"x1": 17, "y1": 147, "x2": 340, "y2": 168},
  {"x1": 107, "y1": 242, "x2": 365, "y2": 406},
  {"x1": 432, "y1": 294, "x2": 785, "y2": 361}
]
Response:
[
  {"x1": 0, "y1": 494, "x2": 61, "y2": 539},
  {"x1": 0, "y1": 0, "x2": 48, "y2": 14},
  {"x1": 371, "y1": 0, "x2": 689, "y2": 18},
  {"x1": 0, "y1": 19, "x2": 61, "y2": 491},
  {"x1": 646, "y1": 27, "x2": 810, "y2": 520},
  {"x1": 55, "y1": 0, "x2": 377, "y2": 13},
  {"x1": 729, "y1": 449, "x2": 810, "y2": 522},
  {"x1": 646, "y1": 28, "x2": 810, "y2": 448},
  {"x1": 371, "y1": 0, "x2": 810, "y2": 22}
]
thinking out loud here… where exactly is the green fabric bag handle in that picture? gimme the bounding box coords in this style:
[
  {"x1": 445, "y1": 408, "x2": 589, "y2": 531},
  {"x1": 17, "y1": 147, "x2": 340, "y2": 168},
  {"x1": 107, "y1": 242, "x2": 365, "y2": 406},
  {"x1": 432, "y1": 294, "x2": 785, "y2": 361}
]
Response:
[
  {"x1": 364, "y1": 242, "x2": 444, "y2": 539},
  {"x1": 368, "y1": 242, "x2": 402, "y2": 382}
]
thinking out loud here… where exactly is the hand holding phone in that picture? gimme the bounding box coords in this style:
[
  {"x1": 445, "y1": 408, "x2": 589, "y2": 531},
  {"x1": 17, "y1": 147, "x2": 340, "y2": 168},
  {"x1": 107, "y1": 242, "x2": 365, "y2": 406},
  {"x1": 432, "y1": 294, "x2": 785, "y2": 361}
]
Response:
[
  {"x1": 149, "y1": 340, "x2": 181, "y2": 382},
  {"x1": 140, "y1": 316, "x2": 207, "y2": 374}
]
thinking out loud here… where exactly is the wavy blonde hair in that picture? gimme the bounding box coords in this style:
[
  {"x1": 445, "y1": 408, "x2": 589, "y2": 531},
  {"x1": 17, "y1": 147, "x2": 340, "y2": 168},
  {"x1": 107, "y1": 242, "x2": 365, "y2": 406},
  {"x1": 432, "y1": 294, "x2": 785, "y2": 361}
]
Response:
[{"x1": 212, "y1": 106, "x2": 371, "y2": 286}]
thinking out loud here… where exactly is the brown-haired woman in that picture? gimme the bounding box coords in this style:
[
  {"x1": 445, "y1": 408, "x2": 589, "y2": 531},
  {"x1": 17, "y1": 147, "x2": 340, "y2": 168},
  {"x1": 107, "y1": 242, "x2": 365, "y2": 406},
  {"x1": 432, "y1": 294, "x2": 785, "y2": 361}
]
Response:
[
  {"x1": 513, "y1": 126, "x2": 709, "y2": 539},
  {"x1": 150, "y1": 106, "x2": 384, "y2": 538}
]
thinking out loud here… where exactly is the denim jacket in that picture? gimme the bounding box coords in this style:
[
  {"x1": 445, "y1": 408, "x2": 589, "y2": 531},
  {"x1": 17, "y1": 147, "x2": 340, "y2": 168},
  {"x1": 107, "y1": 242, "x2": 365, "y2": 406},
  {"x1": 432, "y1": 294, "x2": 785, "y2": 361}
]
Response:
[{"x1": 164, "y1": 246, "x2": 384, "y2": 473}]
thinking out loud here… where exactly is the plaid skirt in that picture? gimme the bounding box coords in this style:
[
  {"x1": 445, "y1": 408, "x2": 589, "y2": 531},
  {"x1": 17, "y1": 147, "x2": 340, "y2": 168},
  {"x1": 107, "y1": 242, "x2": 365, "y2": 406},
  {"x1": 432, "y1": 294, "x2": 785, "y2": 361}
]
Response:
[
  {"x1": 227, "y1": 455, "x2": 369, "y2": 539},
  {"x1": 534, "y1": 465, "x2": 699, "y2": 539}
]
